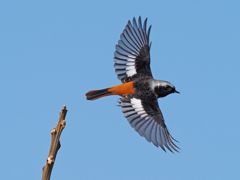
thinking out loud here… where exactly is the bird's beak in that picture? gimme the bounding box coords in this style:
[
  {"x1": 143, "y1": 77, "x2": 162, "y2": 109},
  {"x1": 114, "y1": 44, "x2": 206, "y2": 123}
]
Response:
[{"x1": 175, "y1": 90, "x2": 180, "y2": 94}]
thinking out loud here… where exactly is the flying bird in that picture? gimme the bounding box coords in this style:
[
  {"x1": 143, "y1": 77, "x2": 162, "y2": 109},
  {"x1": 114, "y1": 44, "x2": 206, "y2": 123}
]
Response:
[{"x1": 86, "y1": 17, "x2": 180, "y2": 152}]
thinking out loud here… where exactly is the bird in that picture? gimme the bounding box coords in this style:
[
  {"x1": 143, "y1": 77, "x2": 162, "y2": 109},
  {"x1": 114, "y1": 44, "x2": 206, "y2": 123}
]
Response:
[{"x1": 86, "y1": 17, "x2": 180, "y2": 152}]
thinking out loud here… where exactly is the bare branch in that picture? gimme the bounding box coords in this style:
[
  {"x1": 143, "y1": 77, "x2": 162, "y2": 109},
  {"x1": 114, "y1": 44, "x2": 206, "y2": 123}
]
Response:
[{"x1": 42, "y1": 105, "x2": 68, "y2": 180}]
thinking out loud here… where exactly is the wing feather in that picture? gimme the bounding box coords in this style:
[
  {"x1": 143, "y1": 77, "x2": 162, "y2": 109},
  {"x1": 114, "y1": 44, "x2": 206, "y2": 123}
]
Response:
[
  {"x1": 114, "y1": 17, "x2": 152, "y2": 83},
  {"x1": 120, "y1": 97, "x2": 179, "y2": 152}
]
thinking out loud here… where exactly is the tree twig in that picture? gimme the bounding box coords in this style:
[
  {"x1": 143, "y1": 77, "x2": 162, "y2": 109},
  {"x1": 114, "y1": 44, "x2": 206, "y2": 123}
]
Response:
[{"x1": 42, "y1": 105, "x2": 68, "y2": 180}]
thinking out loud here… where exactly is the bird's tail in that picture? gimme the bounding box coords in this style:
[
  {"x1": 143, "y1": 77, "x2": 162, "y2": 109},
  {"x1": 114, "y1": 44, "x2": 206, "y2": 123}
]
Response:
[
  {"x1": 86, "y1": 88, "x2": 113, "y2": 100},
  {"x1": 86, "y1": 82, "x2": 135, "y2": 100}
]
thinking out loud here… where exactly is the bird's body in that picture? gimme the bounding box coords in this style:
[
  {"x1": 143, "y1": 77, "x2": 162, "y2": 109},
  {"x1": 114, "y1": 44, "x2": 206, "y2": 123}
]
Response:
[
  {"x1": 86, "y1": 17, "x2": 180, "y2": 152},
  {"x1": 86, "y1": 78, "x2": 177, "y2": 101}
]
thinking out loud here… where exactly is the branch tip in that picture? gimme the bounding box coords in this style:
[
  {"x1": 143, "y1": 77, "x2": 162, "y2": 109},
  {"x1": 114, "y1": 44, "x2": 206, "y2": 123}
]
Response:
[
  {"x1": 42, "y1": 105, "x2": 67, "y2": 180},
  {"x1": 62, "y1": 105, "x2": 66, "y2": 111}
]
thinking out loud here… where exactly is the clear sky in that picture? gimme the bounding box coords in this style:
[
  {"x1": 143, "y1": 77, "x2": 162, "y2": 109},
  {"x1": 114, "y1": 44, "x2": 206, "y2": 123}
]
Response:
[{"x1": 1, "y1": 1, "x2": 239, "y2": 179}]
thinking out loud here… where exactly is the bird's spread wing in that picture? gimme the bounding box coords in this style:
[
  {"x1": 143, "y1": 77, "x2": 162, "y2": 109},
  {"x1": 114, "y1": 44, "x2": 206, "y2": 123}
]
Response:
[
  {"x1": 121, "y1": 97, "x2": 179, "y2": 152},
  {"x1": 114, "y1": 17, "x2": 153, "y2": 83}
]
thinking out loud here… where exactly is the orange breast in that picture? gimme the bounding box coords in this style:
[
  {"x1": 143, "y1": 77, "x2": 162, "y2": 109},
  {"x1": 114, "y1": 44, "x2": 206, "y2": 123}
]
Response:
[{"x1": 108, "y1": 81, "x2": 135, "y2": 96}]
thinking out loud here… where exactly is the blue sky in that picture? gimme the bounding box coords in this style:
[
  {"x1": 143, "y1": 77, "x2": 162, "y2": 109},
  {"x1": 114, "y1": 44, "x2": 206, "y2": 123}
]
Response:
[{"x1": 1, "y1": 1, "x2": 240, "y2": 179}]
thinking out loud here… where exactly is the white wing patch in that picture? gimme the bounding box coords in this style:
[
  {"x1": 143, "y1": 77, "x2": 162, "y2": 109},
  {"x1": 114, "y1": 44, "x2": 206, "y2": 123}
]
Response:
[
  {"x1": 114, "y1": 17, "x2": 150, "y2": 83},
  {"x1": 121, "y1": 97, "x2": 179, "y2": 152}
]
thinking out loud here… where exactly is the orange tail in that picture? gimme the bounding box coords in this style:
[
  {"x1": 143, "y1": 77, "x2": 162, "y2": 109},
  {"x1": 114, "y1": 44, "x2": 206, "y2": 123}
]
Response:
[
  {"x1": 86, "y1": 88, "x2": 113, "y2": 100},
  {"x1": 86, "y1": 82, "x2": 135, "y2": 100}
]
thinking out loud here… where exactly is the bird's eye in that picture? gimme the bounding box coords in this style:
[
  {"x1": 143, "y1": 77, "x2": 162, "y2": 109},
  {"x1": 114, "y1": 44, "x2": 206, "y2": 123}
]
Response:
[{"x1": 166, "y1": 85, "x2": 173, "y2": 92}]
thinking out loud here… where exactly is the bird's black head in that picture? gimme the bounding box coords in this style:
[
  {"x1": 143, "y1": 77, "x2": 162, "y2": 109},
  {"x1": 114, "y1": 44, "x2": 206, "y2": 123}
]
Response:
[{"x1": 151, "y1": 80, "x2": 179, "y2": 98}]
